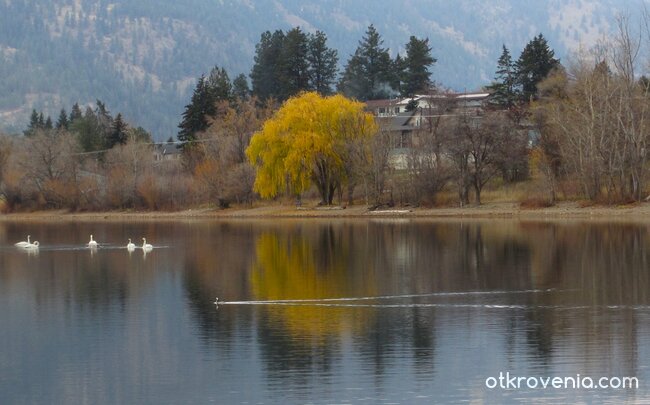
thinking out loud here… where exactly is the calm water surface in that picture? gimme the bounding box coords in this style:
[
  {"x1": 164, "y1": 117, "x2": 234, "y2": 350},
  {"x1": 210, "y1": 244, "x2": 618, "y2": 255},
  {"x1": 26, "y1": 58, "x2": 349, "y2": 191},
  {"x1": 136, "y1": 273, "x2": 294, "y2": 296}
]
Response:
[{"x1": 0, "y1": 219, "x2": 649, "y2": 404}]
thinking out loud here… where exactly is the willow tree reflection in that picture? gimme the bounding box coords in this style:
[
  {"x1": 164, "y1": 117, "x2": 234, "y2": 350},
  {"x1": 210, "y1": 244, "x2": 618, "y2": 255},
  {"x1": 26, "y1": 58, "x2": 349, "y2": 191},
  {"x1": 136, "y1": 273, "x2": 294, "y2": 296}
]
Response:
[
  {"x1": 250, "y1": 228, "x2": 378, "y2": 343},
  {"x1": 138, "y1": 220, "x2": 650, "y2": 385}
]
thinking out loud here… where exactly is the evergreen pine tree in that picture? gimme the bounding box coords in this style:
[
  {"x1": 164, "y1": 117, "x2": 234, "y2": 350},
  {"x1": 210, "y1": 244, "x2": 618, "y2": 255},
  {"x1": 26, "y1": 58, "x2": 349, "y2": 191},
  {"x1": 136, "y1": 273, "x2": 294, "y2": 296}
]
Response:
[
  {"x1": 515, "y1": 34, "x2": 560, "y2": 102},
  {"x1": 250, "y1": 30, "x2": 285, "y2": 101},
  {"x1": 232, "y1": 74, "x2": 250, "y2": 100},
  {"x1": 95, "y1": 99, "x2": 114, "y2": 148},
  {"x1": 178, "y1": 75, "x2": 215, "y2": 144},
  {"x1": 44, "y1": 116, "x2": 53, "y2": 130},
  {"x1": 30, "y1": 109, "x2": 40, "y2": 127},
  {"x1": 69, "y1": 103, "x2": 83, "y2": 123},
  {"x1": 24, "y1": 109, "x2": 40, "y2": 136},
  {"x1": 107, "y1": 113, "x2": 128, "y2": 148},
  {"x1": 307, "y1": 30, "x2": 338, "y2": 95},
  {"x1": 208, "y1": 66, "x2": 233, "y2": 102},
  {"x1": 84, "y1": 106, "x2": 95, "y2": 120},
  {"x1": 402, "y1": 36, "x2": 436, "y2": 97},
  {"x1": 337, "y1": 50, "x2": 366, "y2": 100},
  {"x1": 279, "y1": 27, "x2": 310, "y2": 100},
  {"x1": 390, "y1": 54, "x2": 406, "y2": 96},
  {"x1": 56, "y1": 108, "x2": 69, "y2": 130},
  {"x1": 487, "y1": 45, "x2": 518, "y2": 108},
  {"x1": 72, "y1": 106, "x2": 103, "y2": 152},
  {"x1": 38, "y1": 112, "x2": 45, "y2": 128},
  {"x1": 339, "y1": 25, "x2": 394, "y2": 100}
]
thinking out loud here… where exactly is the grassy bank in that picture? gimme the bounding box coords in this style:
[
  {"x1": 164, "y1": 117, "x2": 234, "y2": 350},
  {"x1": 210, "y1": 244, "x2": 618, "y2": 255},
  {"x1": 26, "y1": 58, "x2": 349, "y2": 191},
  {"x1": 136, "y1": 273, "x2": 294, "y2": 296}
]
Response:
[{"x1": 1, "y1": 200, "x2": 650, "y2": 222}]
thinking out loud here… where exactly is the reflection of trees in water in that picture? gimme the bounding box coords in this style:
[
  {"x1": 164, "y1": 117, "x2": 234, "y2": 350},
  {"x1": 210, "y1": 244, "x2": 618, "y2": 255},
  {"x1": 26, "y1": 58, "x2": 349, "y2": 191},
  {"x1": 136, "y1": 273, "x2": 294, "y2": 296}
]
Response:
[
  {"x1": 250, "y1": 226, "x2": 377, "y2": 343},
  {"x1": 71, "y1": 259, "x2": 128, "y2": 313},
  {"x1": 181, "y1": 222, "x2": 257, "y2": 347},
  {"x1": 256, "y1": 309, "x2": 340, "y2": 386},
  {"x1": 370, "y1": 221, "x2": 535, "y2": 293},
  {"x1": 250, "y1": 224, "x2": 440, "y2": 384},
  {"x1": 518, "y1": 222, "x2": 649, "y2": 377},
  {"x1": 179, "y1": 220, "x2": 650, "y2": 386}
]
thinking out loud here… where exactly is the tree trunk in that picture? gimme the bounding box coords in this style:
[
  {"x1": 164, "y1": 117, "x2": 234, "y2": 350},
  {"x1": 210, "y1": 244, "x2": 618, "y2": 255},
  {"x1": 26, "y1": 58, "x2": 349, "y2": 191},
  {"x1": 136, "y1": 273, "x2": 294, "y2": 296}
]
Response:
[
  {"x1": 347, "y1": 182, "x2": 355, "y2": 205},
  {"x1": 459, "y1": 182, "x2": 470, "y2": 207},
  {"x1": 474, "y1": 181, "x2": 482, "y2": 205}
]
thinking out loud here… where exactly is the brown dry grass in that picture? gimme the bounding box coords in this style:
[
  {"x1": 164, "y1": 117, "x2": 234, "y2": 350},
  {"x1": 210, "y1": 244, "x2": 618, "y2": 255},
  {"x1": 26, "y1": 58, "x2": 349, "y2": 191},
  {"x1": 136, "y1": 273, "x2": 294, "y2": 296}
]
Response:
[{"x1": 2, "y1": 199, "x2": 650, "y2": 222}]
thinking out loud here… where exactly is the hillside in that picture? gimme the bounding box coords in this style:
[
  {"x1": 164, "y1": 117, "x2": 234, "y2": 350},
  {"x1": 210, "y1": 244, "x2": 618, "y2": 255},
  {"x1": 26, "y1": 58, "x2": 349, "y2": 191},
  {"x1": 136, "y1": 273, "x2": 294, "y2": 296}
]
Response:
[{"x1": 0, "y1": 0, "x2": 645, "y2": 137}]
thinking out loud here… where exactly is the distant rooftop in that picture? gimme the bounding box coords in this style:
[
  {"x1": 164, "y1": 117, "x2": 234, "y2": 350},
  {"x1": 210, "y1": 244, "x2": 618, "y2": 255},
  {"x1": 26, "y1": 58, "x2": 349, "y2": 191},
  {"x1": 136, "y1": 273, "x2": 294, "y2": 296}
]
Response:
[{"x1": 366, "y1": 91, "x2": 491, "y2": 109}]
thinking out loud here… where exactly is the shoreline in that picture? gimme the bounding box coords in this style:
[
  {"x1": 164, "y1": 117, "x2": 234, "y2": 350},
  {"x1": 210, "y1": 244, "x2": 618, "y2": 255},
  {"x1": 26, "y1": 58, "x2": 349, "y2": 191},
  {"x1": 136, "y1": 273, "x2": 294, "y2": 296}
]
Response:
[{"x1": 1, "y1": 201, "x2": 650, "y2": 222}]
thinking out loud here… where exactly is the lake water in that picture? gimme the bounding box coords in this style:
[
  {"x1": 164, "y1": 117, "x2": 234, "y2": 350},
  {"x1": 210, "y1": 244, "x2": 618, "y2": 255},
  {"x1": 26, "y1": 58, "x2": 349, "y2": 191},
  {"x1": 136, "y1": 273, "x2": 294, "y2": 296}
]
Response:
[{"x1": 0, "y1": 219, "x2": 649, "y2": 404}]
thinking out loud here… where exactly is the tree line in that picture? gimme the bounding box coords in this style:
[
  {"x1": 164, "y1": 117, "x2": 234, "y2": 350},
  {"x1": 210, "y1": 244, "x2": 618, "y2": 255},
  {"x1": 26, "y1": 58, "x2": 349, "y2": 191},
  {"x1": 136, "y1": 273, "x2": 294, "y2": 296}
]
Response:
[
  {"x1": 178, "y1": 25, "x2": 436, "y2": 144},
  {"x1": 3, "y1": 19, "x2": 650, "y2": 213},
  {"x1": 25, "y1": 100, "x2": 153, "y2": 151},
  {"x1": 533, "y1": 17, "x2": 650, "y2": 204}
]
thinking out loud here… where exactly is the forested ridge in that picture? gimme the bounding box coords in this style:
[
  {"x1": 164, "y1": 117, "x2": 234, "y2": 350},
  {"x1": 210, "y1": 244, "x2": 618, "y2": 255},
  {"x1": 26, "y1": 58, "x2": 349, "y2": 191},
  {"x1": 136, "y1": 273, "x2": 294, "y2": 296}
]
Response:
[{"x1": 0, "y1": 0, "x2": 638, "y2": 136}]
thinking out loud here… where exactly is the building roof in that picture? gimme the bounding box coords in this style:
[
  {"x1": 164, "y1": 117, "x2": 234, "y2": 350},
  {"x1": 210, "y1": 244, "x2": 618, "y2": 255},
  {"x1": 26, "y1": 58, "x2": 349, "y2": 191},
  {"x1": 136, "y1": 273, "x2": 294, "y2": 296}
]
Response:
[
  {"x1": 366, "y1": 91, "x2": 491, "y2": 111},
  {"x1": 377, "y1": 110, "x2": 418, "y2": 132},
  {"x1": 365, "y1": 99, "x2": 400, "y2": 109},
  {"x1": 455, "y1": 92, "x2": 490, "y2": 99},
  {"x1": 154, "y1": 143, "x2": 181, "y2": 155}
]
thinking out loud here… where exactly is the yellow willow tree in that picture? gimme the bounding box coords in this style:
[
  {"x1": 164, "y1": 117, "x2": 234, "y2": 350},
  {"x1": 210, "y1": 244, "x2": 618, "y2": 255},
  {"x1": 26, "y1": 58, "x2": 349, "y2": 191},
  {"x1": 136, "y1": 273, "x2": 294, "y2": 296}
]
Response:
[{"x1": 246, "y1": 92, "x2": 377, "y2": 205}]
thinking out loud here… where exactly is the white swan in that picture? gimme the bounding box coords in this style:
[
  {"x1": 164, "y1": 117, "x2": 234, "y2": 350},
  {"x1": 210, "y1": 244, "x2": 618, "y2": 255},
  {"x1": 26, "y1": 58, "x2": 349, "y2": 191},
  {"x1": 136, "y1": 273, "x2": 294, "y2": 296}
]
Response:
[
  {"x1": 88, "y1": 234, "x2": 98, "y2": 248},
  {"x1": 142, "y1": 238, "x2": 153, "y2": 251},
  {"x1": 15, "y1": 235, "x2": 31, "y2": 248},
  {"x1": 126, "y1": 238, "x2": 136, "y2": 251},
  {"x1": 23, "y1": 240, "x2": 39, "y2": 250}
]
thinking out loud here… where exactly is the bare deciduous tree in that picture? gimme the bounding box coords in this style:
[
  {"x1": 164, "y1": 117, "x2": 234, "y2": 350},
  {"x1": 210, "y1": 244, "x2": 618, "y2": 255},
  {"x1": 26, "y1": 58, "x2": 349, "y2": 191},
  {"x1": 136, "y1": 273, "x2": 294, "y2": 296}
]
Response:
[
  {"x1": 104, "y1": 135, "x2": 154, "y2": 208},
  {"x1": 9, "y1": 129, "x2": 82, "y2": 208},
  {"x1": 536, "y1": 16, "x2": 650, "y2": 203}
]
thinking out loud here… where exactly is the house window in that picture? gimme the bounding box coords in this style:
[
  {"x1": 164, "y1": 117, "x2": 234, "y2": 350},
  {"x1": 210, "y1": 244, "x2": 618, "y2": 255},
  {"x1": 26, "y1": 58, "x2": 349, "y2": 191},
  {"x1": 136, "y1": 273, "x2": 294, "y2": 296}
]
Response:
[{"x1": 395, "y1": 131, "x2": 412, "y2": 148}]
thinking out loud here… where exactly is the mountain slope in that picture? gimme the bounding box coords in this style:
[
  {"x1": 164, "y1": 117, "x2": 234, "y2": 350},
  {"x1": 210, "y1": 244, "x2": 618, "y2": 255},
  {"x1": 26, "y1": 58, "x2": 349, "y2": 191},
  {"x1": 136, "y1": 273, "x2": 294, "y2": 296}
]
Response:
[{"x1": 0, "y1": 0, "x2": 645, "y2": 137}]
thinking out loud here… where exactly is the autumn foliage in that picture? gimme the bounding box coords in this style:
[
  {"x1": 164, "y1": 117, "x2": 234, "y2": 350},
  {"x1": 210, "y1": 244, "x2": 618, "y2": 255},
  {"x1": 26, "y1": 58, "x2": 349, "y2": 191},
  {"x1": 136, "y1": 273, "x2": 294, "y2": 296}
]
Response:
[{"x1": 246, "y1": 92, "x2": 377, "y2": 205}]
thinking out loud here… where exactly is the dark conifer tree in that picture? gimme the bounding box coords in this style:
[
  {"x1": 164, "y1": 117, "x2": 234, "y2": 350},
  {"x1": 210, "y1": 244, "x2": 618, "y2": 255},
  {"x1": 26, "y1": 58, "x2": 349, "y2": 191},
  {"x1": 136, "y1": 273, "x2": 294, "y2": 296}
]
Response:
[
  {"x1": 178, "y1": 75, "x2": 215, "y2": 144},
  {"x1": 208, "y1": 66, "x2": 233, "y2": 102},
  {"x1": 339, "y1": 25, "x2": 394, "y2": 100},
  {"x1": 44, "y1": 116, "x2": 53, "y2": 130},
  {"x1": 24, "y1": 109, "x2": 40, "y2": 136},
  {"x1": 337, "y1": 49, "x2": 366, "y2": 100},
  {"x1": 486, "y1": 45, "x2": 518, "y2": 108},
  {"x1": 402, "y1": 36, "x2": 436, "y2": 97},
  {"x1": 72, "y1": 106, "x2": 103, "y2": 152},
  {"x1": 279, "y1": 27, "x2": 310, "y2": 100},
  {"x1": 56, "y1": 108, "x2": 69, "y2": 130},
  {"x1": 30, "y1": 109, "x2": 40, "y2": 127},
  {"x1": 94, "y1": 99, "x2": 113, "y2": 148},
  {"x1": 307, "y1": 30, "x2": 338, "y2": 95},
  {"x1": 390, "y1": 54, "x2": 406, "y2": 96},
  {"x1": 84, "y1": 105, "x2": 95, "y2": 120},
  {"x1": 107, "y1": 113, "x2": 128, "y2": 148},
  {"x1": 250, "y1": 30, "x2": 285, "y2": 101},
  {"x1": 515, "y1": 34, "x2": 560, "y2": 102},
  {"x1": 232, "y1": 74, "x2": 251, "y2": 100},
  {"x1": 69, "y1": 103, "x2": 83, "y2": 123}
]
